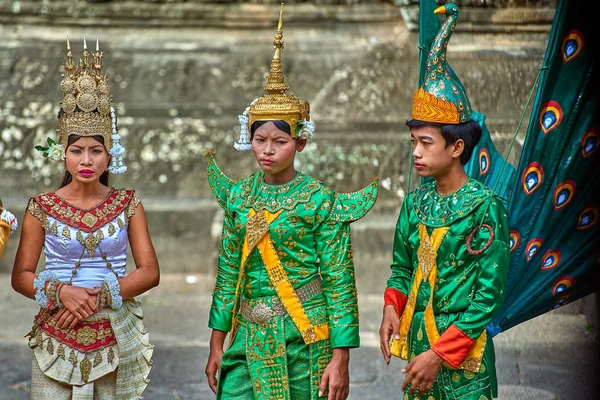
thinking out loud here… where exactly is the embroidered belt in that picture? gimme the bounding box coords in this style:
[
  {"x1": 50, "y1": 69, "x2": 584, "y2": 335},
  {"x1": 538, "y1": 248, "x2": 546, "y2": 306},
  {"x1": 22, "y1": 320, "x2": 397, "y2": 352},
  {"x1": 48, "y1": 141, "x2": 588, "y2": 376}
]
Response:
[
  {"x1": 240, "y1": 277, "x2": 323, "y2": 327},
  {"x1": 33, "y1": 309, "x2": 116, "y2": 353}
]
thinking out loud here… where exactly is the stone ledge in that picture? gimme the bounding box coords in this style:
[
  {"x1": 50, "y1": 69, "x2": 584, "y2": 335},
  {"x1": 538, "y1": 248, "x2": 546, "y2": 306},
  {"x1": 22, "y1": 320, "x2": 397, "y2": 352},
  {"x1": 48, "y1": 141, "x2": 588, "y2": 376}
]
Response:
[{"x1": 0, "y1": 2, "x2": 402, "y2": 27}]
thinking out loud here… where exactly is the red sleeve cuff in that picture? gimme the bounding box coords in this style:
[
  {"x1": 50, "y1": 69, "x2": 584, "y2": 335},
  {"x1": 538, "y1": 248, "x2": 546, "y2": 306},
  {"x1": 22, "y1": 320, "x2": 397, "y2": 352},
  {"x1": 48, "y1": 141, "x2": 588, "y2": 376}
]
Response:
[
  {"x1": 384, "y1": 288, "x2": 408, "y2": 318},
  {"x1": 430, "y1": 324, "x2": 475, "y2": 368}
]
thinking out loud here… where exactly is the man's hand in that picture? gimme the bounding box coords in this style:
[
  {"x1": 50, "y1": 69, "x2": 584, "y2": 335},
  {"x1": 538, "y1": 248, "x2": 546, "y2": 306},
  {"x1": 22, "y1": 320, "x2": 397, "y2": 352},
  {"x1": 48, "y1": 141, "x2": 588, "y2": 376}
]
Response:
[
  {"x1": 319, "y1": 348, "x2": 350, "y2": 400},
  {"x1": 401, "y1": 349, "x2": 443, "y2": 397},
  {"x1": 205, "y1": 329, "x2": 227, "y2": 394},
  {"x1": 379, "y1": 304, "x2": 400, "y2": 364}
]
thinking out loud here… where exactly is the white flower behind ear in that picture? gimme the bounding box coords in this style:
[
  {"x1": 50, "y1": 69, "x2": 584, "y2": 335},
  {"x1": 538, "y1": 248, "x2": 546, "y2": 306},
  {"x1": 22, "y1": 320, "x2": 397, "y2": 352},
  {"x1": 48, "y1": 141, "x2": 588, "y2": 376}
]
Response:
[
  {"x1": 296, "y1": 119, "x2": 315, "y2": 140},
  {"x1": 48, "y1": 143, "x2": 65, "y2": 161}
]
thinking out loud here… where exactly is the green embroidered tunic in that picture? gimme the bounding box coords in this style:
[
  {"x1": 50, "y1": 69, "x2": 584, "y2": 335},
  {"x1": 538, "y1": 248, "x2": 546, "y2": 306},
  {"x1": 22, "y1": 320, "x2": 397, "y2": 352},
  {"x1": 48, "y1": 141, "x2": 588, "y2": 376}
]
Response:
[
  {"x1": 207, "y1": 155, "x2": 378, "y2": 399},
  {"x1": 385, "y1": 178, "x2": 510, "y2": 400}
]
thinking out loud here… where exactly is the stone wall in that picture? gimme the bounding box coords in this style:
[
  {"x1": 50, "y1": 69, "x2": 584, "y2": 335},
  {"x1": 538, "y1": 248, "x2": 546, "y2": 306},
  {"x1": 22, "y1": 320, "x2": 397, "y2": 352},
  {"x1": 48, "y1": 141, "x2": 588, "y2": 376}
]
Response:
[{"x1": 0, "y1": 1, "x2": 551, "y2": 287}]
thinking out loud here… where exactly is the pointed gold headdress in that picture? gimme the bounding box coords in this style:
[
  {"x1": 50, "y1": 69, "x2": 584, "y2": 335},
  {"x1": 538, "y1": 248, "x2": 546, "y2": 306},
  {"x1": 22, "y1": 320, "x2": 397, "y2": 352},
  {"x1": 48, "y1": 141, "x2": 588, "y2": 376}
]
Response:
[
  {"x1": 235, "y1": 3, "x2": 313, "y2": 151},
  {"x1": 36, "y1": 37, "x2": 127, "y2": 173}
]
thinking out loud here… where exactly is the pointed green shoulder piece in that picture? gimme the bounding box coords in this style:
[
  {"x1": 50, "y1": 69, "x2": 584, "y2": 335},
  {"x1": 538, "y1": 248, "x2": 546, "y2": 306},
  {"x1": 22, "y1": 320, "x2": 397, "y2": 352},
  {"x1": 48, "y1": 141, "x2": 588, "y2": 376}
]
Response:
[
  {"x1": 330, "y1": 177, "x2": 380, "y2": 223},
  {"x1": 206, "y1": 152, "x2": 237, "y2": 210}
]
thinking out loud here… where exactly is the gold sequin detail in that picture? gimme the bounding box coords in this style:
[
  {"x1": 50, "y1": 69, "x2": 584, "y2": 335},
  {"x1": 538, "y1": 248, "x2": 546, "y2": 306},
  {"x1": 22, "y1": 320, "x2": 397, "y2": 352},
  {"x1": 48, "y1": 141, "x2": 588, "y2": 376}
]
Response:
[
  {"x1": 50, "y1": 221, "x2": 59, "y2": 236},
  {"x1": 57, "y1": 343, "x2": 65, "y2": 360},
  {"x1": 108, "y1": 223, "x2": 116, "y2": 237},
  {"x1": 46, "y1": 339, "x2": 54, "y2": 355},
  {"x1": 107, "y1": 347, "x2": 115, "y2": 364},
  {"x1": 245, "y1": 211, "x2": 269, "y2": 252},
  {"x1": 68, "y1": 350, "x2": 77, "y2": 367},
  {"x1": 62, "y1": 225, "x2": 71, "y2": 240},
  {"x1": 81, "y1": 212, "x2": 99, "y2": 228},
  {"x1": 93, "y1": 351, "x2": 103, "y2": 367},
  {"x1": 80, "y1": 356, "x2": 92, "y2": 382}
]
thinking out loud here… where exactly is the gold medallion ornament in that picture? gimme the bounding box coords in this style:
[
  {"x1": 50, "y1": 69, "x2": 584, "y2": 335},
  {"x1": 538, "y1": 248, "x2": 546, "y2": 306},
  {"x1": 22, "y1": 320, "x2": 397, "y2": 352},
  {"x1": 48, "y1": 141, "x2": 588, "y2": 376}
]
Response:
[{"x1": 58, "y1": 37, "x2": 114, "y2": 150}]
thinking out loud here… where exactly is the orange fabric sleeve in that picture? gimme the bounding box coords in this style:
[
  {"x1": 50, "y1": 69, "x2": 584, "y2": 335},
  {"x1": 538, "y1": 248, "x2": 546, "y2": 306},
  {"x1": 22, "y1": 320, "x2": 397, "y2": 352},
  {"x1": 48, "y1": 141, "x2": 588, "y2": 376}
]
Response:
[
  {"x1": 384, "y1": 287, "x2": 408, "y2": 318},
  {"x1": 430, "y1": 324, "x2": 476, "y2": 368}
]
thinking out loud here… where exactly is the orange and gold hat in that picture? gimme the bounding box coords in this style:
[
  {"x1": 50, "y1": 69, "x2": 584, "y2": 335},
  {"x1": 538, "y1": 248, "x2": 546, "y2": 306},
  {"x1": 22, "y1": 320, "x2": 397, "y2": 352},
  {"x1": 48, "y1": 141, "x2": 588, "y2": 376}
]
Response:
[{"x1": 412, "y1": 3, "x2": 472, "y2": 125}]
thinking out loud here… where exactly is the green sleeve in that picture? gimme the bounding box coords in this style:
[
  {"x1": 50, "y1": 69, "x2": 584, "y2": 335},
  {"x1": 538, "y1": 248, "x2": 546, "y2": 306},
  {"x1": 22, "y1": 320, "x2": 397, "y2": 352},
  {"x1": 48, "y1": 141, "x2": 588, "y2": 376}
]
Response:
[
  {"x1": 452, "y1": 198, "x2": 510, "y2": 339},
  {"x1": 386, "y1": 196, "x2": 414, "y2": 297},
  {"x1": 317, "y1": 218, "x2": 360, "y2": 348},
  {"x1": 208, "y1": 207, "x2": 242, "y2": 332}
]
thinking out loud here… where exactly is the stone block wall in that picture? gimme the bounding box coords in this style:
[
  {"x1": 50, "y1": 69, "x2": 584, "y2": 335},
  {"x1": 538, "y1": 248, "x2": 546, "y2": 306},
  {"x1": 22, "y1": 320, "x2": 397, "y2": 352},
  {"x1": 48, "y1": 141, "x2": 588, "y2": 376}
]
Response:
[{"x1": 0, "y1": 1, "x2": 551, "y2": 289}]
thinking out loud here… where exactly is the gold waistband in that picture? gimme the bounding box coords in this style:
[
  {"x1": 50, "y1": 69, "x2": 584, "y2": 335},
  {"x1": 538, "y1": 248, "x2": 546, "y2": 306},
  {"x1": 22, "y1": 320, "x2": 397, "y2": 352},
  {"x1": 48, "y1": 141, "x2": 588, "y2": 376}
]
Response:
[{"x1": 240, "y1": 277, "x2": 323, "y2": 327}]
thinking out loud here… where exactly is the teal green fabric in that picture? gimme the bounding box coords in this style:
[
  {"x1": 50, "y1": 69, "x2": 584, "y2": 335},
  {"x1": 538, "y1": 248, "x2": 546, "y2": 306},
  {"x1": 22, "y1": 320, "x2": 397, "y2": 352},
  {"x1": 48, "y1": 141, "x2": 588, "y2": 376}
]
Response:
[{"x1": 489, "y1": 0, "x2": 600, "y2": 333}]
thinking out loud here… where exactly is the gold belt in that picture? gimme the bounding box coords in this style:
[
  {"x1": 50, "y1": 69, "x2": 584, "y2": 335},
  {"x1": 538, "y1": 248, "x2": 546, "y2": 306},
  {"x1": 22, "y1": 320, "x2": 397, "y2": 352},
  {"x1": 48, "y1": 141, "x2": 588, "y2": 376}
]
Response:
[{"x1": 240, "y1": 277, "x2": 323, "y2": 327}]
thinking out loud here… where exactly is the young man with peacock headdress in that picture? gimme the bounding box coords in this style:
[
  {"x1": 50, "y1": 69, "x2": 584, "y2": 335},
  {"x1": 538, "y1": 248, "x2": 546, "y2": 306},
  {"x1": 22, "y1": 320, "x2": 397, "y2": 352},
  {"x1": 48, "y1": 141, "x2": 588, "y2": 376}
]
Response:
[{"x1": 379, "y1": 3, "x2": 510, "y2": 400}]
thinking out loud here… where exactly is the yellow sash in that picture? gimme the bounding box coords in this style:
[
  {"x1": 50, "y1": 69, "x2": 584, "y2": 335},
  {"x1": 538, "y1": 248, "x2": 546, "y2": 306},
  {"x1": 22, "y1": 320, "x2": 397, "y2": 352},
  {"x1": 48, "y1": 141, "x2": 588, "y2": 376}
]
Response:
[
  {"x1": 390, "y1": 223, "x2": 486, "y2": 372},
  {"x1": 231, "y1": 209, "x2": 329, "y2": 345}
]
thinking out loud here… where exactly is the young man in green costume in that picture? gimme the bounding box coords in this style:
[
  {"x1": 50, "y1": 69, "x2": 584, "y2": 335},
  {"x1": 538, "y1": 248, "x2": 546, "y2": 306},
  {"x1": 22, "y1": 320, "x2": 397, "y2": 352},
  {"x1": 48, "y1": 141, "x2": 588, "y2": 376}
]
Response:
[{"x1": 379, "y1": 3, "x2": 510, "y2": 400}]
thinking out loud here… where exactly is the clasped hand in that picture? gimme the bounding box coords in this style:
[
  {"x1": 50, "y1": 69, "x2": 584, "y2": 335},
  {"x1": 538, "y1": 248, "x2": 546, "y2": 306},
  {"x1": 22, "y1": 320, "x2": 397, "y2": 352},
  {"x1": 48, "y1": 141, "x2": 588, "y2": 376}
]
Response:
[{"x1": 54, "y1": 285, "x2": 101, "y2": 329}]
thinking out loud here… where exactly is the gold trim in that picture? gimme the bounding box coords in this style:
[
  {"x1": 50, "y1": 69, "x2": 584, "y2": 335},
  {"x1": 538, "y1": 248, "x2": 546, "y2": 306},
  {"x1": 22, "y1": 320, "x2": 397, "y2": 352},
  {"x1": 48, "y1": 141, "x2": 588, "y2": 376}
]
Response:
[{"x1": 412, "y1": 88, "x2": 459, "y2": 124}]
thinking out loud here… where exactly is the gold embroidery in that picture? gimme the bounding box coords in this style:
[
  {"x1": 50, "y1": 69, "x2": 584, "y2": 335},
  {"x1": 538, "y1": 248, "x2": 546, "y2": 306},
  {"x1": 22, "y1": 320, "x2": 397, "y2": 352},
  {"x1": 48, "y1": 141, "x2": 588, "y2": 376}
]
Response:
[
  {"x1": 93, "y1": 351, "x2": 103, "y2": 367},
  {"x1": 50, "y1": 221, "x2": 59, "y2": 236},
  {"x1": 62, "y1": 225, "x2": 71, "y2": 240},
  {"x1": 57, "y1": 343, "x2": 65, "y2": 360},
  {"x1": 107, "y1": 347, "x2": 115, "y2": 364},
  {"x1": 117, "y1": 217, "x2": 124, "y2": 230},
  {"x1": 108, "y1": 223, "x2": 116, "y2": 236},
  {"x1": 246, "y1": 211, "x2": 269, "y2": 252},
  {"x1": 80, "y1": 356, "x2": 92, "y2": 382},
  {"x1": 81, "y1": 212, "x2": 98, "y2": 228},
  {"x1": 46, "y1": 339, "x2": 54, "y2": 355},
  {"x1": 75, "y1": 326, "x2": 98, "y2": 346},
  {"x1": 68, "y1": 350, "x2": 78, "y2": 367}
]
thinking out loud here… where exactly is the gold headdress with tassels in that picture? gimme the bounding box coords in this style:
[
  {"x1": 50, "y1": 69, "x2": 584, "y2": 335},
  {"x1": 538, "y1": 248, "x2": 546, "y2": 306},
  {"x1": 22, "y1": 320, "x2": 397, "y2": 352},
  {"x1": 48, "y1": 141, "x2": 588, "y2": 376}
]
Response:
[
  {"x1": 35, "y1": 37, "x2": 127, "y2": 173},
  {"x1": 235, "y1": 3, "x2": 313, "y2": 151}
]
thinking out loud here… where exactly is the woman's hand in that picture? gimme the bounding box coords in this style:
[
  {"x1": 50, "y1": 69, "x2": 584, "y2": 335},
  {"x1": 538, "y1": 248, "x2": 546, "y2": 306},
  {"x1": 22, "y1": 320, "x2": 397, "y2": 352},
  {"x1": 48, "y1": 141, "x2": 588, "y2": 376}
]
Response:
[
  {"x1": 54, "y1": 307, "x2": 81, "y2": 329},
  {"x1": 205, "y1": 329, "x2": 227, "y2": 394},
  {"x1": 379, "y1": 304, "x2": 400, "y2": 364},
  {"x1": 319, "y1": 348, "x2": 350, "y2": 400},
  {"x1": 58, "y1": 285, "x2": 100, "y2": 322}
]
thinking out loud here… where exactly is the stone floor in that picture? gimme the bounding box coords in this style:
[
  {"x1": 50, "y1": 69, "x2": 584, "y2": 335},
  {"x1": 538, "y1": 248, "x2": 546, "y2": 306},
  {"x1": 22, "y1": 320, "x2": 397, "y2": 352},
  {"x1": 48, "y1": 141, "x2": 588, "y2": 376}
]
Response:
[{"x1": 0, "y1": 273, "x2": 597, "y2": 400}]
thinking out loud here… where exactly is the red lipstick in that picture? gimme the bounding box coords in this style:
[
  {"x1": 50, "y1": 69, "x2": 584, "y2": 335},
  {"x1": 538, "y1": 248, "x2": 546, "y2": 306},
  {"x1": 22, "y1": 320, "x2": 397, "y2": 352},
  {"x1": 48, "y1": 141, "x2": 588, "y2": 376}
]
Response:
[{"x1": 79, "y1": 169, "x2": 94, "y2": 178}]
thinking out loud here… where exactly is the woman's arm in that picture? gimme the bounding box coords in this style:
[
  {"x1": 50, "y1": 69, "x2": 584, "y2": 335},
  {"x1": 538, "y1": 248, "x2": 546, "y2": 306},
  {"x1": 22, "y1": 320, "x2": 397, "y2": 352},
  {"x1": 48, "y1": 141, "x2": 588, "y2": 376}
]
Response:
[
  {"x1": 13, "y1": 208, "x2": 99, "y2": 328},
  {"x1": 11, "y1": 211, "x2": 45, "y2": 299},
  {"x1": 120, "y1": 201, "x2": 160, "y2": 299}
]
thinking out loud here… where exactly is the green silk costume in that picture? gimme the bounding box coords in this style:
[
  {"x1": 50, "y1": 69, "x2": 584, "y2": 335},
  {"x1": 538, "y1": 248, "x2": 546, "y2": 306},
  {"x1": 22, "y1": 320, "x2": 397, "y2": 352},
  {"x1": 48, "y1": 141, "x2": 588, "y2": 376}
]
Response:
[
  {"x1": 386, "y1": 179, "x2": 510, "y2": 400},
  {"x1": 207, "y1": 155, "x2": 378, "y2": 399}
]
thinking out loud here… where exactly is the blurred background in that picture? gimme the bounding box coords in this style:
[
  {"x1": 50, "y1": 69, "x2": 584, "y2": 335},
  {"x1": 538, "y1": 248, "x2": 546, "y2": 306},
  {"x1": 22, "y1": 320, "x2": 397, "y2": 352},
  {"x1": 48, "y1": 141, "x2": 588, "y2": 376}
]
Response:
[{"x1": 0, "y1": 0, "x2": 597, "y2": 399}]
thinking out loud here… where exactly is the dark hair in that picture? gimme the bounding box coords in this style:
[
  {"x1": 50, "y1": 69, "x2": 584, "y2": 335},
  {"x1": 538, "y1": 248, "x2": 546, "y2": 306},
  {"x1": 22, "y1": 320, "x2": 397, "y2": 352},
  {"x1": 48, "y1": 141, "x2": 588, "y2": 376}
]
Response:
[
  {"x1": 59, "y1": 135, "x2": 110, "y2": 188},
  {"x1": 406, "y1": 119, "x2": 482, "y2": 165},
  {"x1": 250, "y1": 120, "x2": 291, "y2": 138}
]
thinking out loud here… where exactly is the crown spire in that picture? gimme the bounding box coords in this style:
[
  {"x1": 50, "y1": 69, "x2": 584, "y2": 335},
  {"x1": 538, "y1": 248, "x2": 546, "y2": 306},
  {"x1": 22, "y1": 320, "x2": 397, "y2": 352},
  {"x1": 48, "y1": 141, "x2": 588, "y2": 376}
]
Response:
[{"x1": 264, "y1": 3, "x2": 289, "y2": 95}]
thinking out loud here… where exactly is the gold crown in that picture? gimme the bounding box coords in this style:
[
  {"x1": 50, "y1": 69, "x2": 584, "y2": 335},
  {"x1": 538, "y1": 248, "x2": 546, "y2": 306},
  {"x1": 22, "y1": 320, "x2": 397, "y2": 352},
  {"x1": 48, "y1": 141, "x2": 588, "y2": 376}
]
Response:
[
  {"x1": 411, "y1": 87, "x2": 459, "y2": 124},
  {"x1": 247, "y1": 3, "x2": 310, "y2": 137},
  {"x1": 58, "y1": 37, "x2": 113, "y2": 149}
]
